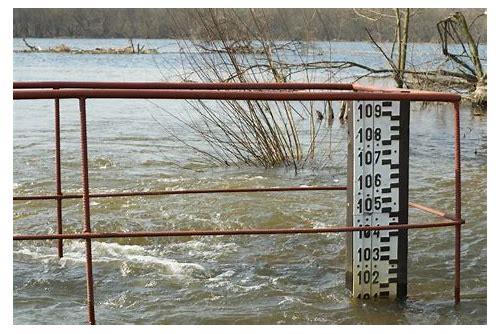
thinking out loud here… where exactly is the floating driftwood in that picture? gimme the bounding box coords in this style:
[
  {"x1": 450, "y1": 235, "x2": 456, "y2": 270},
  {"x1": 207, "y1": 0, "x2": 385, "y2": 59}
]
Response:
[{"x1": 17, "y1": 38, "x2": 159, "y2": 54}]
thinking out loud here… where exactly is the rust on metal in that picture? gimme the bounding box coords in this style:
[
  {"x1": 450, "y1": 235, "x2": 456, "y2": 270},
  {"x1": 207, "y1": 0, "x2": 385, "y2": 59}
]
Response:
[
  {"x1": 408, "y1": 202, "x2": 457, "y2": 221},
  {"x1": 13, "y1": 88, "x2": 461, "y2": 102},
  {"x1": 13, "y1": 185, "x2": 347, "y2": 201},
  {"x1": 54, "y1": 93, "x2": 63, "y2": 258},
  {"x1": 13, "y1": 220, "x2": 462, "y2": 241},
  {"x1": 454, "y1": 101, "x2": 462, "y2": 305},
  {"x1": 78, "y1": 98, "x2": 96, "y2": 325},
  {"x1": 12, "y1": 81, "x2": 464, "y2": 323},
  {"x1": 14, "y1": 81, "x2": 354, "y2": 91}
]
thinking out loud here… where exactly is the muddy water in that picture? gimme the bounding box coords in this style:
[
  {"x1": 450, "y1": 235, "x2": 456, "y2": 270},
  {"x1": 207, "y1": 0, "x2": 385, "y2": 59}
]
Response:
[{"x1": 13, "y1": 39, "x2": 486, "y2": 324}]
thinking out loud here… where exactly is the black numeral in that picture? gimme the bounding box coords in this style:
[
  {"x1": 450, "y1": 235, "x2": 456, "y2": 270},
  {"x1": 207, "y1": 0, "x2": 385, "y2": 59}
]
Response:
[
  {"x1": 365, "y1": 104, "x2": 373, "y2": 118},
  {"x1": 373, "y1": 271, "x2": 379, "y2": 284},
  {"x1": 357, "y1": 103, "x2": 376, "y2": 119},
  {"x1": 365, "y1": 198, "x2": 372, "y2": 211},
  {"x1": 366, "y1": 128, "x2": 372, "y2": 141},
  {"x1": 358, "y1": 225, "x2": 381, "y2": 239},
  {"x1": 365, "y1": 151, "x2": 372, "y2": 165},
  {"x1": 356, "y1": 197, "x2": 381, "y2": 213},
  {"x1": 357, "y1": 247, "x2": 380, "y2": 261},
  {"x1": 358, "y1": 174, "x2": 380, "y2": 190},
  {"x1": 357, "y1": 270, "x2": 379, "y2": 285}
]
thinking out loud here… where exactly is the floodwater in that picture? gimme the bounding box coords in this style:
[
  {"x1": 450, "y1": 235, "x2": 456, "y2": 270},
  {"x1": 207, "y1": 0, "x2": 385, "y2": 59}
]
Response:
[{"x1": 13, "y1": 38, "x2": 487, "y2": 324}]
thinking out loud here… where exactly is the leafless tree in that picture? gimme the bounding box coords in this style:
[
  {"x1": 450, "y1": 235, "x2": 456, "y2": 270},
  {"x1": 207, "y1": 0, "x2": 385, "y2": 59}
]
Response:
[{"x1": 436, "y1": 11, "x2": 486, "y2": 108}]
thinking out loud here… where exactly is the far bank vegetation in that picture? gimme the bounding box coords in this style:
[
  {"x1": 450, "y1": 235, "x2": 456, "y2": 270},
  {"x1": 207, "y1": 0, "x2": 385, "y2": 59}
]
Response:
[
  {"x1": 14, "y1": 8, "x2": 487, "y2": 169},
  {"x1": 19, "y1": 38, "x2": 158, "y2": 54}
]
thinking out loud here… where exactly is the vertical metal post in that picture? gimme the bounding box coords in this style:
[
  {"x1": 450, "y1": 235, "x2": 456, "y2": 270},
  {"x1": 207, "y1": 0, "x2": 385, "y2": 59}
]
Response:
[
  {"x1": 54, "y1": 94, "x2": 63, "y2": 258},
  {"x1": 79, "y1": 98, "x2": 96, "y2": 324},
  {"x1": 453, "y1": 101, "x2": 462, "y2": 305}
]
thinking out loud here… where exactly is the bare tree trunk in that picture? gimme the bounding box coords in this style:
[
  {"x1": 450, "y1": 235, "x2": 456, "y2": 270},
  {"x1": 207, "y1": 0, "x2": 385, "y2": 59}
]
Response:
[
  {"x1": 454, "y1": 12, "x2": 485, "y2": 80},
  {"x1": 364, "y1": 8, "x2": 411, "y2": 89},
  {"x1": 128, "y1": 38, "x2": 136, "y2": 53},
  {"x1": 437, "y1": 11, "x2": 487, "y2": 109},
  {"x1": 22, "y1": 38, "x2": 39, "y2": 51},
  {"x1": 395, "y1": 9, "x2": 410, "y2": 88}
]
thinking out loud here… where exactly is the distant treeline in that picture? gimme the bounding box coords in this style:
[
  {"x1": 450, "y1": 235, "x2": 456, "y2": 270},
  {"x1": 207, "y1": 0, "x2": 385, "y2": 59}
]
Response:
[{"x1": 13, "y1": 8, "x2": 487, "y2": 43}]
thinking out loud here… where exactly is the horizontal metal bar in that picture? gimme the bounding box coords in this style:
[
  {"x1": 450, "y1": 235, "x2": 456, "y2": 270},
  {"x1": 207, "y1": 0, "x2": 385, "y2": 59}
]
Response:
[
  {"x1": 13, "y1": 220, "x2": 462, "y2": 241},
  {"x1": 13, "y1": 185, "x2": 347, "y2": 201},
  {"x1": 13, "y1": 88, "x2": 461, "y2": 102},
  {"x1": 409, "y1": 201, "x2": 457, "y2": 221},
  {"x1": 13, "y1": 81, "x2": 354, "y2": 91},
  {"x1": 353, "y1": 83, "x2": 447, "y2": 95}
]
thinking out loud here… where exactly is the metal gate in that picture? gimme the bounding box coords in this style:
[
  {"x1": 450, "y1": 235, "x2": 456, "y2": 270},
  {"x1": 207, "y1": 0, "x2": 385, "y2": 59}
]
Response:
[{"x1": 13, "y1": 81, "x2": 464, "y2": 324}]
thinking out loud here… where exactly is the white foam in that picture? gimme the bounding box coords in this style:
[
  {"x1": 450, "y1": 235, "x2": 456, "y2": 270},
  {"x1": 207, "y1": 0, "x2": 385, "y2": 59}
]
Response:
[
  {"x1": 124, "y1": 254, "x2": 205, "y2": 274},
  {"x1": 169, "y1": 240, "x2": 239, "y2": 259},
  {"x1": 246, "y1": 176, "x2": 265, "y2": 180},
  {"x1": 14, "y1": 240, "x2": 206, "y2": 277},
  {"x1": 235, "y1": 283, "x2": 267, "y2": 292},
  {"x1": 278, "y1": 295, "x2": 312, "y2": 306},
  {"x1": 208, "y1": 269, "x2": 235, "y2": 282},
  {"x1": 156, "y1": 177, "x2": 186, "y2": 184}
]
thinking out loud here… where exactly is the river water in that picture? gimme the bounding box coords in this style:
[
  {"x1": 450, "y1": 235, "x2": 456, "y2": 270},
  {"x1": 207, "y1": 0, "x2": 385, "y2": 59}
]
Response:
[{"x1": 13, "y1": 38, "x2": 487, "y2": 324}]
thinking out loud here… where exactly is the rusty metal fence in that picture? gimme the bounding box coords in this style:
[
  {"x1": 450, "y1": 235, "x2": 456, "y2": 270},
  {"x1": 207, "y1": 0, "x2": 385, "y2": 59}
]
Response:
[{"x1": 13, "y1": 81, "x2": 464, "y2": 325}]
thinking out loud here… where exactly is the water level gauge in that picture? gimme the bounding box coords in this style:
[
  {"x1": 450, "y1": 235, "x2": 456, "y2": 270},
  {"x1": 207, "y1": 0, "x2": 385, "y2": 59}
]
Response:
[{"x1": 346, "y1": 100, "x2": 409, "y2": 300}]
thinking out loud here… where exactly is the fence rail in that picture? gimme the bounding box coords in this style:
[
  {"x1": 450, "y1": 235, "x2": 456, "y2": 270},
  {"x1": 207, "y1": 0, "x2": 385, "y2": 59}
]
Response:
[{"x1": 13, "y1": 81, "x2": 463, "y2": 325}]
